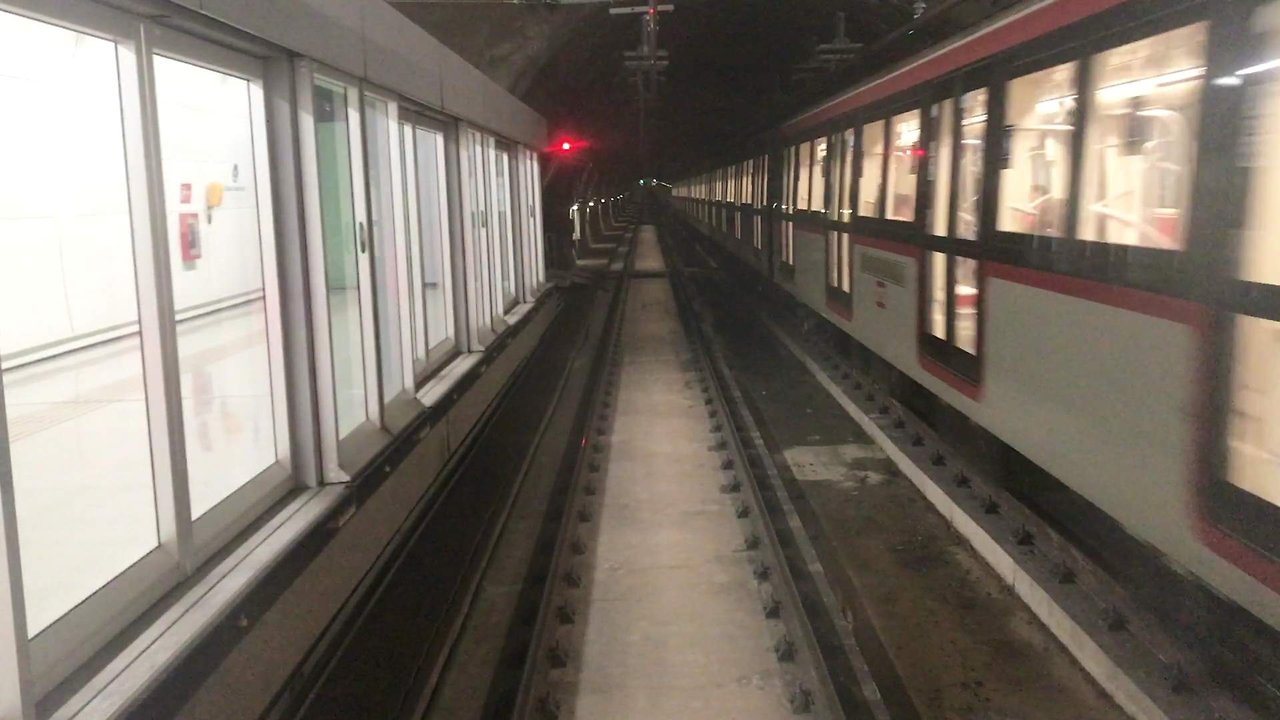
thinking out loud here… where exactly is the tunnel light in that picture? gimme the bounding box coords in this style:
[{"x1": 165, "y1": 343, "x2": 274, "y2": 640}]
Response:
[
  {"x1": 1095, "y1": 66, "x2": 1205, "y2": 102},
  {"x1": 1212, "y1": 76, "x2": 1244, "y2": 87}
]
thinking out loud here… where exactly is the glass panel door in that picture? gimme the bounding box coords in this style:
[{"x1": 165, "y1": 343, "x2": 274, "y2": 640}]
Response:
[
  {"x1": 311, "y1": 75, "x2": 375, "y2": 439},
  {"x1": 154, "y1": 54, "x2": 283, "y2": 519},
  {"x1": 464, "y1": 128, "x2": 496, "y2": 335},
  {"x1": 363, "y1": 95, "x2": 406, "y2": 406},
  {"x1": 400, "y1": 123, "x2": 429, "y2": 371},
  {"x1": 0, "y1": 9, "x2": 160, "y2": 634},
  {"x1": 492, "y1": 142, "x2": 517, "y2": 311},
  {"x1": 415, "y1": 126, "x2": 455, "y2": 357}
]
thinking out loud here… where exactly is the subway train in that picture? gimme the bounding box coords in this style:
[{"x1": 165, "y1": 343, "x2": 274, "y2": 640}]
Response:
[
  {"x1": 672, "y1": 0, "x2": 1280, "y2": 636},
  {"x1": 0, "y1": 0, "x2": 551, "y2": 715}
]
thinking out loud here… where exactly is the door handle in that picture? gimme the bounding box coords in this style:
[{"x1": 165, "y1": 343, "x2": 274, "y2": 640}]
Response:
[{"x1": 357, "y1": 221, "x2": 367, "y2": 254}]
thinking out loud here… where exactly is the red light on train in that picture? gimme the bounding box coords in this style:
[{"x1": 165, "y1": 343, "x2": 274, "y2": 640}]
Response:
[{"x1": 561, "y1": 141, "x2": 573, "y2": 151}]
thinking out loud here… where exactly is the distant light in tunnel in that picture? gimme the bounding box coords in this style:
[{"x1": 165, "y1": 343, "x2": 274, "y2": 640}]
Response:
[{"x1": 561, "y1": 141, "x2": 572, "y2": 151}]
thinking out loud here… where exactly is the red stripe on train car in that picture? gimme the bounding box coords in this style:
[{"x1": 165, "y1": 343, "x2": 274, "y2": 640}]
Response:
[
  {"x1": 785, "y1": 0, "x2": 1128, "y2": 135},
  {"x1": 985, "y1": 262, "x2": 1203, "y2": 326},
  {"x1": 987, "y1": 263, "x2": 1280, "y2": 592},
  {"x1": 850, "y1": 233, "x2": 919, "y2": 259}
]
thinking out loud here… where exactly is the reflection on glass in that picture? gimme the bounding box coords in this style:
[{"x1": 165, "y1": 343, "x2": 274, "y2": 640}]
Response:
[
  {"x1": 417, "y1": 128, "x2": 453, "y2": 353},
  {"x1": 860, "y1": 120, "x2": 886, "y2": 217},
  {"x1": 1079, "y1": 24, "x2": 1206, "y2": 250},
  {"x1": 887, "y1": 110, "x2": 922, "y2": 221},
  {"x1": 927, "y1": 252, "x2": 947, "y2": 339},
  {"x1": 954, "y1": 257, "x2": 980, "y2": 355},
  {"x1": 999, "y1": 63, "x2": 1077, "y2": 236},
  {"x1": 155, "y1": 56, "x2": 277, "y2": 518},
  {"x1": 363, "y1": 97, "x2": 404, "y2": 404},
  {"x1": 313, "y1": 78, "x2": 367, "y2": 435},
  {"x1": 929, "y1": 99, "x2": 956, "y2": 236},
  {"x1": 1227, "y1": 314, "x2": 1280, "y2": 508},
  {"x1": 0, "y1": 11, "x2": 158, "y2": 633},
  {"x1": 957, "y1": 89, "x2": 989, "y2": 240}
]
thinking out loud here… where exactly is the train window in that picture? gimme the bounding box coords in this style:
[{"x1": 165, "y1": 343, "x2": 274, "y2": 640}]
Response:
[
  {"x1": 954, "y1": 257, "x2": 980, "y2": 354},
  {"x1": 840, "y1": 234, "x2": 852, "y2": 292},
  {"x1": 1226, "y1": 314, "x2": 1280, "y2": 508},
  {"x1": 783, "y1": 147, "x2": 794, "y2": 212},
  {"x1": 828, "y1": 231, "x2": 840, "y2": 288},
  {"x1": 811, "y1": 137, "x2": 829, "y2": 212},
  {"x1": 825, "y1": 231, "x2": 853, "y2": 298},
  {"x1": 1079, "y1": 23, "x2": 1207, "y2": 250},
  {"x1": 926, "y1": 251, "x2": 947, "y2": 338},
  {"x1": 859, "y1": 120, "x2": 886, "y2": 217},
  {"x1": 957, "y1": 89, "x2": 988, "y2": 240},
  {"x1": 998, "y1": 62, "x2": 1078, "y2": 237},
  {"x1": 928, "y1": 98, "x2": 956, "y2": 236},
  {"x1": 887, "y1": 109, "x2": 922, "y2": 222},
  {"x1": 1238, "y1": 4, "x2": 1280, "y2": 285},
  {"x1": 796, "y1": 142, "x2": 813, "y2": 210},
  {"x1": 838, "y1": 129, "x2": 856, "y2": 221}
]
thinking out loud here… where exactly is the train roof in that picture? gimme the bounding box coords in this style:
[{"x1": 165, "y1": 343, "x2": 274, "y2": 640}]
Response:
[{"x1": 782, "y1": 0, "x2": 1127, "y2": 139}]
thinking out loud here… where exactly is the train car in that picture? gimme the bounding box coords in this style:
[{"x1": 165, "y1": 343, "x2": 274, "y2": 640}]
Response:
[
  {"x1": 673, "y1": 0, "x2": 1280, "y2": 635},
  {"x1": 0, "y1": 0, "x2": 550, "y2": 714}
]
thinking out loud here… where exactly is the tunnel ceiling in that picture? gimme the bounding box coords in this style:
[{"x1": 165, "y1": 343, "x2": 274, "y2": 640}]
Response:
[{"x1": 390, "y1": 0, "x2": 1020, "y2": 189}]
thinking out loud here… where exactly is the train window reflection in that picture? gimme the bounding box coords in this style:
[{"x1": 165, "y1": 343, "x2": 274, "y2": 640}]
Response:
[
  {"x1": 1227, "y1": 314, "x2": 1280, "y2": 508},
  {"x1": 1079, "y1": 24, "x2": 1207, "y2": 250},
  {"x1": 999, "y1": 62, "x2": 1077, "y2": 237},
  {"x1": 859, "y1": 120, "x2": 886, "y2": 217},
  {"x1": 887, "y1": 109, "x2": 922, "y2": 222}
]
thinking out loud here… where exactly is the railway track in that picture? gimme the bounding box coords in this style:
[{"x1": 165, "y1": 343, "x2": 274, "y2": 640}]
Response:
[{"x1": 510, "y1": 218, "x2": 882, "y2": 719}]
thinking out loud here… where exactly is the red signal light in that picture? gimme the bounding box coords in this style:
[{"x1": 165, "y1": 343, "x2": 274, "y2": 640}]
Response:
[{"x1": 561, "y1": 141, "x2": 572, "y2": 151}]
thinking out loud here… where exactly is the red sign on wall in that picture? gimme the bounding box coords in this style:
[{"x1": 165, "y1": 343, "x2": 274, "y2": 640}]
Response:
[
  {"x1": 179, "y1": 213, "x2": 201, "y2": 263},
  {"x1": 179, "y1": 183, "x2": 192, "y2": 204}
]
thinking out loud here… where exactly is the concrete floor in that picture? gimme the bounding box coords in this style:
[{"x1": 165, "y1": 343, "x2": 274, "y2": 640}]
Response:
[{"x1": 561, "y1": 227, "x2": 794, "y2": 718}]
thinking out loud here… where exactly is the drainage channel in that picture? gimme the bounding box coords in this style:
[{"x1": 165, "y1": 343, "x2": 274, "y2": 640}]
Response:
[{"x1": 514, "y1": 224, "x2": 843, "y2": 720}]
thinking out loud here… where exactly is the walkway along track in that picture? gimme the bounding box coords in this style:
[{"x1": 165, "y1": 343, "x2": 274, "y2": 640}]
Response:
[{"x1": 512, "y1": 220, "x2": 887, "y2": 719}]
